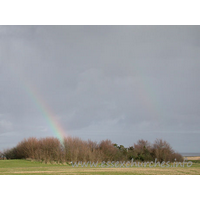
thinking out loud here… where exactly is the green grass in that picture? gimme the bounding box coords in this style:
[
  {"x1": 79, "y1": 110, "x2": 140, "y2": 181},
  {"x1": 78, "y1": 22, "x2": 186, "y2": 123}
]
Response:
[{"x1": 0, "y1": 159, "x2": 200, "y2": 175}]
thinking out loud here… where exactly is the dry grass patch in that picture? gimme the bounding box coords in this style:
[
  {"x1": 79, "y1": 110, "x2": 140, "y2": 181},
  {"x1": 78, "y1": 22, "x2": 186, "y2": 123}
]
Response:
[
  {"x1": 185, "y1": 156, "x2": 200, "y2": 160},
  {"x1": 2, "y1": 167, "x2": 200, "y2": 175}
]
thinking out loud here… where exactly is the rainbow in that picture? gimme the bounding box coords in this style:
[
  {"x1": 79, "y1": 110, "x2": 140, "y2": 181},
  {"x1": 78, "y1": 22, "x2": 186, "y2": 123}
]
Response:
[
  {"x1": 23, "y1": 81, "x2": 68, "y2": 145},
  {"x1": 135, "y1": 67, "x2": 162, "y2": 120},
  {"x1": 137, "y1": 76, "x2": 160, "y2": 119}
]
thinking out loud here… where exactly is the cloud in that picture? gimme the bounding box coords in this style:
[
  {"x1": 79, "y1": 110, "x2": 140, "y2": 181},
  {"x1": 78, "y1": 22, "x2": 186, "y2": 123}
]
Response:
[
  {"x1": 0, "y1": 26, "x2": 200, "y2": 152},
  {"x1": 0, "y1": 119, "x2": 13, "y2": 132}
]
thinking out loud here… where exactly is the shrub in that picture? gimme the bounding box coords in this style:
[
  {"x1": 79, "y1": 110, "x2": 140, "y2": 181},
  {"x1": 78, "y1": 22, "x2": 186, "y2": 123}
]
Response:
[
  {"x1": 151, "y1": 139, "x2": 183, "y2": 162},
  {"x1": 3, "y1": 148, "x2": 17, "y2": 159},
  {"x1": 133, "y1": 140, "x2": 153, "y2": 161},
  {"x1": 99, "y1": 140, "x2": 120, "y2": 161}
]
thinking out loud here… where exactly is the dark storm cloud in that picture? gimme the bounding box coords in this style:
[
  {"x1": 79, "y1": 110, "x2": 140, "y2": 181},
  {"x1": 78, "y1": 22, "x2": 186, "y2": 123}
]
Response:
[{"x1": 0, "y1": 26, "x2": 200, "y2": 152}]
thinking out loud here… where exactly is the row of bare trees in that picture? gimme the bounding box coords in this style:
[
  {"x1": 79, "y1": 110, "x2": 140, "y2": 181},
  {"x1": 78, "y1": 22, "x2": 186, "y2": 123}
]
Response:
[
  {"x1": 125, "y1": 139, "x2": 183, "y2": 162},
  {"x1": 1, "y1": 137, "x2": 183, "y2": 163}
]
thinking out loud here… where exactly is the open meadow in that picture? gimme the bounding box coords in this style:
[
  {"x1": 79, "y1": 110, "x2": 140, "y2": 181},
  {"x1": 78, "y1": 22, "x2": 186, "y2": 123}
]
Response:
[{"x1": 0, "y1": 158, "x2": 200, "y2": 175}]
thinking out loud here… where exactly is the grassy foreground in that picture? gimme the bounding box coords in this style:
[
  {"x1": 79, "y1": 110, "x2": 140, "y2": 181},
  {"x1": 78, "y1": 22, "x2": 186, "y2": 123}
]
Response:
[{"x1": 0, "y1": 159, "x2": 200, "y2": 175}]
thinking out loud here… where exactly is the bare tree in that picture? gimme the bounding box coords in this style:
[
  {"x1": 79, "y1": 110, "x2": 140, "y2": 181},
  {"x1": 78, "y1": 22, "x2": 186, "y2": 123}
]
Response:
[{"x1": 152, "y1": 139, "x2": 175, "y2": 162}]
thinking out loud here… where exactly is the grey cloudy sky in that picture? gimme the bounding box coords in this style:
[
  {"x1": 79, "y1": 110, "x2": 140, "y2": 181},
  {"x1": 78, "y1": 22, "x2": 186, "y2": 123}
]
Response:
[{"x1": 0, "y1": 26, "x2": 200, "y2": 153}]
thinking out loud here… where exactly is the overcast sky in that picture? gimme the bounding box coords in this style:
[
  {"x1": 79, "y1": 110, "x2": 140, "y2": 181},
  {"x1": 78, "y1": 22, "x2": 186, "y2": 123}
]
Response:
[{"x1": 0, "y1": 26, "x2": 200, "y2": 153}]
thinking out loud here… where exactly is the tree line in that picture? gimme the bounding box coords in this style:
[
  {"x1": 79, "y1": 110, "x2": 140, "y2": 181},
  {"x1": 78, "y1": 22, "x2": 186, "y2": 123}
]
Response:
[{"x1": 0, "y1": 137, "x2": 183, "y2": 163}]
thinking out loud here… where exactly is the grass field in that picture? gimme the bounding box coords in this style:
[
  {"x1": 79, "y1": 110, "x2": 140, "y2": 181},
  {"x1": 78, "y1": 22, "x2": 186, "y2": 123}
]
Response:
[{"x1": 0, "y1": 158, "x2": 200, "y2": 175}]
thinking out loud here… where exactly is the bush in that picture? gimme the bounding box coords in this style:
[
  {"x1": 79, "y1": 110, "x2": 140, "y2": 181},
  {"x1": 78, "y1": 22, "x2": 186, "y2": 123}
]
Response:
[
  {"x1": 99, "y1": 140, "x2": 121, "y2": 161},
  {"x1": 152, "y1": 139, "x2": 176, "y2": 162},
  {"x1": 3, "y1": 148, "x2": 17, "y2": 159},
  {"x1": 132, "y1": 140, "x2": 153, "y2": 161}
]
